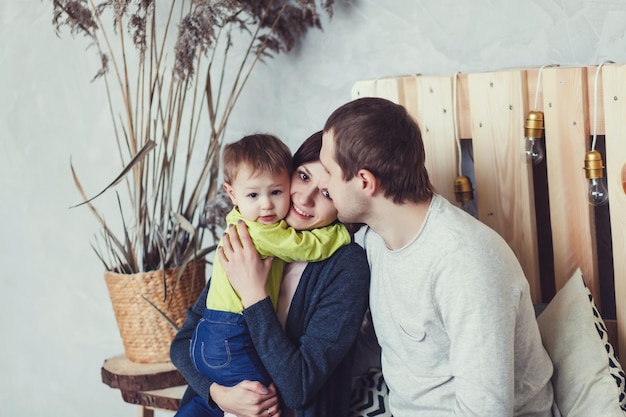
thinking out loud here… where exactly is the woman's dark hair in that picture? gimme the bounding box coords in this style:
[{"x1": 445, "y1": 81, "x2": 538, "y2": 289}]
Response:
[{"x1": 292, "y1": 130, "x2": 322, "y2": 169}]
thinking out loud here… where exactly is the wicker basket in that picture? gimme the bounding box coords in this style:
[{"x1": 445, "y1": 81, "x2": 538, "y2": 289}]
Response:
[{"x1": 104, "y1": 259, "x2": 206, "y2": 363}]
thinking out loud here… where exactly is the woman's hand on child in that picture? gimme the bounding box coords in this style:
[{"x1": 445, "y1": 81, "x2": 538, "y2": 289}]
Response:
[
  {"x1": 219, "y1": 221, "x2": 273, "y2": 308},
  {"x1": 210, "y1": 381, "x2": 281, "y2": 417}
]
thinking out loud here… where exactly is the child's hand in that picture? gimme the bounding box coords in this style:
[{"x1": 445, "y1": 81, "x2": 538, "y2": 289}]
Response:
[{"x1": 219, "y1": 221, "x2": 273, "y2": 308}]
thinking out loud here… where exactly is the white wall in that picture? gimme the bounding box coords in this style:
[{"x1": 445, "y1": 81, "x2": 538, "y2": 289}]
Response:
[{"x1": 1, "y1": 1, "x2": 625, "y2": 415}]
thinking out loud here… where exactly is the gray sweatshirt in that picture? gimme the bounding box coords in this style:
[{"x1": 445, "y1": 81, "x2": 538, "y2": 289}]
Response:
[{"x1": 358, "y1": 195, "x2": 554, "y2": 416}]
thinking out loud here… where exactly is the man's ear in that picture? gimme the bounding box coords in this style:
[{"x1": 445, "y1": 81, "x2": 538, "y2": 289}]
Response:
[
  {"x1": 357, "y1": 169, "x2": 378, "y2": 197},
  {"x1": 223, "y1": 183, "x2": 237, "y2": 205}
]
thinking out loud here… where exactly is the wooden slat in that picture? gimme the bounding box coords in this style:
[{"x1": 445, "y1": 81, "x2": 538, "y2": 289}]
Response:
[
  {"x1": 602, "y1": 63, "x2": 626, "y2": 359},
  {"x1": 411, "y1": 75, "x2": 459, "y2": 204},
  {"x1": 456, "y1": 73, "x2": 472, "y2": 140},
  {"x1": 525, "y1": 67, "x2": 543, "y2": 113},
  {"x1": 351, "y1": 77, "x2": 402, "y2": 103},
  {"x1": 467, "y1": 70, "x2": 541, "y2": 302},
  {"x1": 351, "y1": 80, "x2": 377, "y2": 99},
  {"x1": 541, "y1": 67, "x2": 601, "y2": 300},
  {"x1": 398, "y1": 75, "x2": 419, "y2": 118},
  {"x1": 351, "y1": 75, "x2": 420, "y2": 125},
  {"x1": 587, "y1": 65, "x2": 606, "y2": 137}
]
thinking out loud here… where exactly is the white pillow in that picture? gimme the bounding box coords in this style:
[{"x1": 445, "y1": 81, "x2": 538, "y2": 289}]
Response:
[{"x1": 537, "y1": 268, "x2": 626, "y2": 417}]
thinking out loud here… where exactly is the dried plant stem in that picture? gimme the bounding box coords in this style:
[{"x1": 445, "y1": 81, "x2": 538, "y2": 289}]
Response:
[
  {"x1": 217, "y1": 2, "x2": 289, "y2": 147},
  {"x1": 87, "y1": 0, "x2": 128, "y2": 137}
]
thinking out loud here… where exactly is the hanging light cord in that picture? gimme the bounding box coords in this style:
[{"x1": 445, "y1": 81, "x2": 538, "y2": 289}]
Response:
[
  {"x1": 533, "y1": 64, "x2": 558, "y2": 110},
  {"x1": 591, "y1": 60, "x2": 615, "y2": 151},
  {"x1": 452, "y1": 72, "x2": 462, "y2": 176}
]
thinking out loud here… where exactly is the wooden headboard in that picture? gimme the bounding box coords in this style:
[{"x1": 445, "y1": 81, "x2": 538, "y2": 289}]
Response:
[{"x1": 352, "y1": 64, "x2": 626, "y2": 358}]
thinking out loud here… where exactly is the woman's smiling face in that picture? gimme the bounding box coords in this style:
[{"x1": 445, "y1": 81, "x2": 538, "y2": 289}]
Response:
[{"x1": 284, "y1": 161, "x2": 338, "y2": 231}]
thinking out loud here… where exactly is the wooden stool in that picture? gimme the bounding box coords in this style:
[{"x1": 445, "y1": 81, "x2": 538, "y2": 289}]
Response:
[{"x1": 102, "y1": 354, "x2": 187, "y2": 416}]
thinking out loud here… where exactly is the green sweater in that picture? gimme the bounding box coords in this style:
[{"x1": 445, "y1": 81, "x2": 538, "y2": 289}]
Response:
[{"x1": 206, "y1": 208, "x2": 351, "y2": 313}]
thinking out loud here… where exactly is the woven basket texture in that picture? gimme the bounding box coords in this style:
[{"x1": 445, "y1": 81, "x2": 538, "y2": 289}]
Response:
[{"x1": 104, "y1": 259, "x2": 205, "y2": 363}]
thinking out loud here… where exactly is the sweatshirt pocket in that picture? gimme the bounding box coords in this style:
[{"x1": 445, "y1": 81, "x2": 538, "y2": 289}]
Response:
[
  {"x1": 398, "y1": 322, "x2": 426, "y2": 342},
  {"x1": 397, "y1": 321, "x2": 450, "y2": 376}
]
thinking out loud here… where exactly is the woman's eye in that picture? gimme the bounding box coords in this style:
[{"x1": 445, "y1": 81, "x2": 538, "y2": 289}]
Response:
[
  {"x1": 299, "y1": 171, "x2": 309, "y2": 182},
  {"x1": 321, "y1": 189, "x2": 331, "y2": 199}
]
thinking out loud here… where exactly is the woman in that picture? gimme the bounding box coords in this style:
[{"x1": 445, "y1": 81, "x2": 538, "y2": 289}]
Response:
[{"x1": 170, "y1": 131, "x2": 370, "y2": 417}]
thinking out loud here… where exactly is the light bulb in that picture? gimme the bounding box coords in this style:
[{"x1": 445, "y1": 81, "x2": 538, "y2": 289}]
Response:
[
  {"x1": 583, "y1": 150, "x2": 609, "y2": 206},
  {"x1": 524, "y1": 111, "x2": 545, "y2": 165},
  {"x1": 588, "y1": 178, "x2": 609, "y2": 206},
  {"x1": 525, "y1": 137, "x2": 545, "y2": 165}
]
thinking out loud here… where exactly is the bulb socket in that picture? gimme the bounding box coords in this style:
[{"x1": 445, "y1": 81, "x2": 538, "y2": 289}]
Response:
[
  {"x1": 583, "y1": 150, "x2": 605, "y2": 179},
  {"x1": 454, "y1": 175, "x2": 474, "y2": 203},
  {"x1": 524, "y1": 111, "x2": 544, "y2": 139}
]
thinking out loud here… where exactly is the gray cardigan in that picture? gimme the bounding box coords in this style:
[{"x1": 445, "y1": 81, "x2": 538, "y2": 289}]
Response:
[{"x1": 170, "y1": 243, "x2": 370, "y2": 417}]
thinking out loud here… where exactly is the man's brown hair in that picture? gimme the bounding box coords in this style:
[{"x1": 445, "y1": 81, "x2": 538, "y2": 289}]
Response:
[{"x1": 323, "y1": 97, "x2": 434, "y2": 204}]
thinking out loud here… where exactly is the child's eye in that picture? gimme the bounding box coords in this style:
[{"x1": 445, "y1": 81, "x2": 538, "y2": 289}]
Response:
[
  {"x1": 321, "y1": 189, "x2": 331, "y2": 200},
  {"x1": 247, "y1": 193, "x2": 258, "y2": 199},
  {"x1": 271, "y1": 190, "x2": 283, "y2": 196}
]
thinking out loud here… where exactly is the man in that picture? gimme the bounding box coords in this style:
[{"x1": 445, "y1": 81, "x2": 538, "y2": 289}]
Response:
[{"x1": 319, "y1": 97, "x2": 555, "y2": 416}]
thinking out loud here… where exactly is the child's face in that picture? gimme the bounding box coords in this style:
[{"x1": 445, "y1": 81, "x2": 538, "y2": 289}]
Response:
[{"x1": 224, "y1": 163, "x2": 291, "y2": 225}]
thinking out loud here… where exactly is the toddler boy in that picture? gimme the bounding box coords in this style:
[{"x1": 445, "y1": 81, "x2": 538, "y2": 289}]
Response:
[{"x1": 190, "y1": 134, "x2": 350, "y2": 415}]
